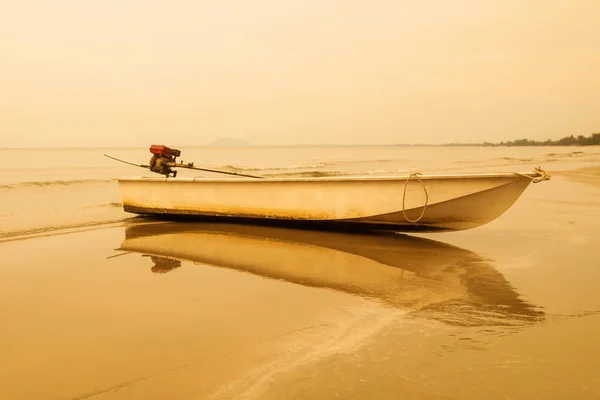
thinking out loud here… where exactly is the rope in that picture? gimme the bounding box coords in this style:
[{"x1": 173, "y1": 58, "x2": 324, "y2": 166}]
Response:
[
  {"x1": 514, "y1": 167, "x2": 552, "y2": 183},
  {"x1": 402, "y1": 172, "x2": 429, "y2": 223}
]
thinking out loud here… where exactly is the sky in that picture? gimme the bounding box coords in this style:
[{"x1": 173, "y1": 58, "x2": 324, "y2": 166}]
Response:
[{"x1": 1, "y1": 0, "x2": 599, "y2": 147}]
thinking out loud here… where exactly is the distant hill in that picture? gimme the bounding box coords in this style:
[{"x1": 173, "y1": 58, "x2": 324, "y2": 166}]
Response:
[{"x1": 207, "y1": 138, "x2": 253, "y2": 147}]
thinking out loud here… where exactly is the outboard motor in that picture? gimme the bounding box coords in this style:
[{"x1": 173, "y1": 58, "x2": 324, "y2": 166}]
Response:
[
  {"x1": 103, "y1": 145, "x2": 262, "y2": 178},
  {"x1": 149, "y1": 145, "x2": 181, "y2": 177}
]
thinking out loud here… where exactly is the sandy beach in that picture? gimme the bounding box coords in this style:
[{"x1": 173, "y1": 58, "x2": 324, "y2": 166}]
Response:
[
  {"x1": 1, "y1": 148, "x2": 600, "y2": 399},
  {"x1": 3, "y1": 0, "x2": 599, "y2": 396}
]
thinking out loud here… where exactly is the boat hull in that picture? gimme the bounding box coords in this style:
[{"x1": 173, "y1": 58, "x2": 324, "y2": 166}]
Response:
[{"x1": 117, "y1": 173, "x2": 539, "y2": 232}]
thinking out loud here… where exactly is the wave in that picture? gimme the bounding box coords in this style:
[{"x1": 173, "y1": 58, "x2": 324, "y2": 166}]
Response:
[
  {"x1": 501, "y1": 157, "x2": 559, "y2": 163},
  {"x1": 500, "y1": 151, "x2": 600, "y2": 163},
  {"x1": 0, "y1": 179, "x2": 112, "y2": 190},
  {"x1": 0, "y1": 216, "x2": 139, "y2": 242},
  {"x1": 264, "y1": 169, "x2": 413, "y2": 178},
  {"x1": 321, "y1": 159, "x2": 400, "y2": 166},
  {"x1": 545, "y1": 151, "x2": 593, "y2": 158},
  {"x1": 265, "y1": 171, "x2": 348, "y2": 178},
  {"x1": 83, "y1": 202, "x2": 122, "y2": 209},
  {"x1": 220, "y1": 163, "x2": 328, "y2": 172},
  {"x1": 213, "y1": 160, "x2": 401, "y2": 173}
]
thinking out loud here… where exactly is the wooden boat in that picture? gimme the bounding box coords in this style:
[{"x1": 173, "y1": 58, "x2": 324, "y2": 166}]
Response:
[
  {"x1": 117, "y1": 222, "x2": 544, "y2": 326},
  {"x1": 107, "y1": 145, "x2": 551, "y2": 232}
]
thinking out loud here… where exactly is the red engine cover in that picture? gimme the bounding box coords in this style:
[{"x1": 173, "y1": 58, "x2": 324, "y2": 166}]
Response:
[{"x1": 150, "y1": 144, "x2": 173, "y2": 157}]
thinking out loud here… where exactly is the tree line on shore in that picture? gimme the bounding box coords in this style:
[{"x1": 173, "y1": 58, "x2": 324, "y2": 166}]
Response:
[{"x1": 481, "y1": 132, "x2": 600, "y2": 147}]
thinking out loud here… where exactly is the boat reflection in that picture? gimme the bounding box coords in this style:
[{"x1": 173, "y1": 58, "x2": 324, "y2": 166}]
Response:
[{"x1": 119, "y1": 222, "x2": 544, "y2": 328}]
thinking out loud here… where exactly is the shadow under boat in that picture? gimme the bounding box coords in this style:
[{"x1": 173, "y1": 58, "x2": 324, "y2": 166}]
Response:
[{"x1": 118, "y1": 222, "x2": 545, "y2": 328}]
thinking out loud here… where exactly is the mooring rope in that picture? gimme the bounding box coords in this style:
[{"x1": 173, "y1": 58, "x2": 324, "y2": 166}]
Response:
[
  {"x1": 402, "y1": 172, "x2": 429, "y2": 223},
  {"x1": 514, "y1": 167, "x2": 552, "y2": 183}
]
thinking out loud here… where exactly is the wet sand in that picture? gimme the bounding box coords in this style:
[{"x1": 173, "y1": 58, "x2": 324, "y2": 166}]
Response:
[{"x1": 1, "y1": 167, "x2": 600, "y2": 399}]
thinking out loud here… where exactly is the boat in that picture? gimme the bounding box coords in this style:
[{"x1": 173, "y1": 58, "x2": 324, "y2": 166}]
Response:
[
  {"x1": 108, "y1": 145, "x2": 551, "y2": 232},
  {"x1": 117, "y1": 222, "x2": 544, "y2": 327}
]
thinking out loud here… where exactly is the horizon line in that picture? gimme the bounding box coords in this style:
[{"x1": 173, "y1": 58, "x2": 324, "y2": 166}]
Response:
[{"x1": 3, "y1": 142, "x2": 598, "y2": 150}]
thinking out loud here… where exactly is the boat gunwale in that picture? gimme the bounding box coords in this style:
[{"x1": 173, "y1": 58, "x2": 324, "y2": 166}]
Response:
[{"x1": 115, "y1": 172, "x2": 539, "y2": 183}]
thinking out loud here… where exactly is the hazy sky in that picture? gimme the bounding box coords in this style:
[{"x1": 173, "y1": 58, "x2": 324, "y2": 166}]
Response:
[{"x1": 1, "y1": 0, "x2": 599, "y2": 147}]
